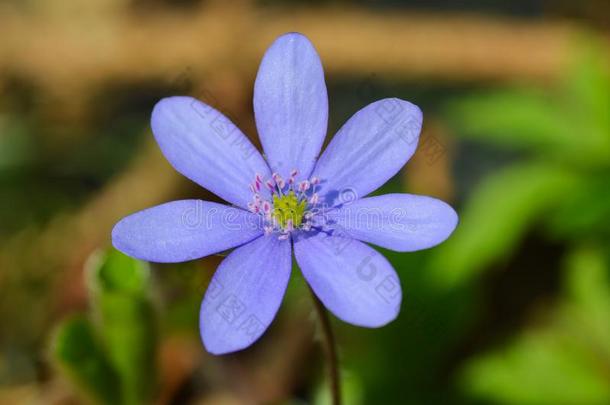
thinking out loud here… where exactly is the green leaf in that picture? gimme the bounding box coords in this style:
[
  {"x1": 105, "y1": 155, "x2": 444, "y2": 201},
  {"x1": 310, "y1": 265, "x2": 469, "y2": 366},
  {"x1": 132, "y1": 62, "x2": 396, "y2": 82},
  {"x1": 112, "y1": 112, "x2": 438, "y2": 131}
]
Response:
[
  {"x1": 445, "y1": 40, "x2": 610, "y2": 165},
  {"x1": 461, "y1": 330, "x2": 610, "y2": 405},
  {"x1": 0, "y1": 116, "x2": 34, "y2": 172},
  {"x1": 563, "y1": 37, "x2": 610, "y2": 145},
  {"x1": 87, "y1": 249, "x2": 157, "y2": 405},
  {"x1": 314, "y1": 369, "x2": 364, "y2": 405},
  {"x1": 548, "y1": 174, "x2": 610, "y2": 240},
  {"x1": 429, "y1": 163, "x2": 578, "y2": 288},
  {"x1": 460, "y1": 245, "x2": 610, "y2": 405},
  {"x1": 444, "y1": 88, "x2": 575, "y2": 152},
  {"x1": 52, "y1": 316, "x2": 121, "y2": 405},
  {"x1": 562, "y1": 245, "x2": 610, "y2": 357}
]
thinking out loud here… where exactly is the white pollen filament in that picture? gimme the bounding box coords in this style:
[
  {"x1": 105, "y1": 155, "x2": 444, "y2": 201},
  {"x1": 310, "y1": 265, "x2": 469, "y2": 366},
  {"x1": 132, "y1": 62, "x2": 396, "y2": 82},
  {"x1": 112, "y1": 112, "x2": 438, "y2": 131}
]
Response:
[{"x1": 298, "y1": 180, "x2": 310, "y2": 192}]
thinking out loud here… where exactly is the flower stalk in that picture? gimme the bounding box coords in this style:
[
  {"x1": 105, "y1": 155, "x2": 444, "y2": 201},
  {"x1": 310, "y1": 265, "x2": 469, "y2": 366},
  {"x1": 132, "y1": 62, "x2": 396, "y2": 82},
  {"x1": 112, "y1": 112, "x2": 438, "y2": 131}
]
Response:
[{"x1": 309, "y1": 287, "x2": 342, "y2": 405}]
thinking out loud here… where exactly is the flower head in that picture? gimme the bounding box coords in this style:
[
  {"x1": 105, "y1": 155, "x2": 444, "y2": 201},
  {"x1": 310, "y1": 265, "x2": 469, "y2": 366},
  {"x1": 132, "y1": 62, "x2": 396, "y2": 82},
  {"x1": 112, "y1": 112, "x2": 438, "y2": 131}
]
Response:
[{"x1": 112, "y1": 32, "x2": 458, "y2": 354}]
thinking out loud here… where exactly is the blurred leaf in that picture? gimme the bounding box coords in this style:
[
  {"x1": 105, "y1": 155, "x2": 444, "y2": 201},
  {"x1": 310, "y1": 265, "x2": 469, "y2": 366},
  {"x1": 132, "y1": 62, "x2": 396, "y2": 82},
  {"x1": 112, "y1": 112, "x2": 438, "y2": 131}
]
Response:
[
  {"x1": 92, "y1": 249, "x2": 149, "y2": 294},
  {"x1": 548, "y1": 174, "x2": 610, "y2": 240},
  {"x1": 460, "y1": 245, "x2": 610, "y2": 405},
  {"x1": 313, "y1": 369, "x2": 364, "y2": 405},
  {"x1": 563, "y1": 37, "x2": 610, "y2": 143},
  {"x1": 52, "y1": 316, "x2": 121, "y2": 405},
  {"x1": 0, "y1": 115, "x2": 34, "y2": 172},
  {"x1": 88, "y1": 249, "x2": 157, "y2": 405},
  {"x1": 445, "y1": 88, "x2": 574, "y2": 151},
  {"x1": 446, "y1": 41, "x2": 610, "y2": 166},
  {"x1": 430, "y1": 163, "x2": 578, "y2": 287},
  {"x1": 156, "y1": 260, "x2": 213, "y2": 332},
  {"x1": 343, "y1": 245, "x2": 476, "y2": 404},
  {"x1": 462, "y1": 330, "x2": 610, "y2": 405},
  {"x1": 562, "y1": 245, "x2": 610, "y2": 357}
]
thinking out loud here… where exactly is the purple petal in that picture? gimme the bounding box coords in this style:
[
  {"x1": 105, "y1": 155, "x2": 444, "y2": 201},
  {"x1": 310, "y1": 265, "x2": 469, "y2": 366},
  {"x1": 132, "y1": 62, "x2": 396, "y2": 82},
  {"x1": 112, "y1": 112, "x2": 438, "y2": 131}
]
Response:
[
  {"x1": 112, "y1": 200, "x2": 262, "y2": 263},
  {"x1": 325, "y1": 193, "x2": 458, "y2": 252},
  {"x1": 200, "y1": 236, "x2": 292, "y2": 354},
  {"x1": 294, "y1": 232, "x2": 401, "y2": 327},
  {"x1": 312, "y1": 98, "x2": 422, "y2": 206},
  {"x1": 254, "y1": 33, "x2": 328, "y2": 180},
  {"x1": 151, "y1": 96, "x2": 271, "y2": 209}
]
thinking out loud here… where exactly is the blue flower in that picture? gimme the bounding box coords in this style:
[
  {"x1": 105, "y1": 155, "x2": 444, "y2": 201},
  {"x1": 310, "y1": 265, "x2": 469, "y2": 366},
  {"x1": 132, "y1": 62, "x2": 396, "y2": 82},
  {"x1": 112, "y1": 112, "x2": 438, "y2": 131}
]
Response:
[{"x1": 112, "y1": 33, "x2": 458, "y2": 354}]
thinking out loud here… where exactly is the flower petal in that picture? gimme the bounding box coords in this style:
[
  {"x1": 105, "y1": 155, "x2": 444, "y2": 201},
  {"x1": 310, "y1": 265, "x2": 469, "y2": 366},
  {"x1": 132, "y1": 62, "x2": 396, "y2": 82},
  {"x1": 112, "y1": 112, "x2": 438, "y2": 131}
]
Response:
[
  {"x1": 112, "y1": 200, "x2": 262, "y2": 263},
  {"x1": 151, "y1": 96, "x2": 271, "y2": 209},
  {"x1": 325, "y1": 193, "x2": 458, "y2": 252},
  {"x1": 200, "y1": 235, "x2": 292, "y2": 354},
  {"x1": 312, "y1": 98, "x2": 422, "y2": 206},
  {"x1": 254, "y1": 32, "x2": 328, "y2": 180},
  {"x1": 294, "y1": 232, "x2": 401, "y2": 327}
]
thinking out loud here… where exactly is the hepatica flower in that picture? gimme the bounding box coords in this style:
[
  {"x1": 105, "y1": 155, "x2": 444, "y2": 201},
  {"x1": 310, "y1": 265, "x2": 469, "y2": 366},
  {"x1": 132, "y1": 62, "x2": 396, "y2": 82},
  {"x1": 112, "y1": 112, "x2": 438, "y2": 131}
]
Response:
[{"x1": 112, "y1": 33, "x2": 458, "y2": 355}]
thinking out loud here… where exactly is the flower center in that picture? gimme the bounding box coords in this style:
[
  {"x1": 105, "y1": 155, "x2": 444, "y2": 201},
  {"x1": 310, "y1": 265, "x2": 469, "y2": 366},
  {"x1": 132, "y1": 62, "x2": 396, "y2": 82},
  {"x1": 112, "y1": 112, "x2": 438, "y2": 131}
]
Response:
[
  {"x1": 247, "y1": 170, "x2": 321, "y2": 239},
  {"x1": 272, "y1": 191, "x2": 307, "y2": 229}
]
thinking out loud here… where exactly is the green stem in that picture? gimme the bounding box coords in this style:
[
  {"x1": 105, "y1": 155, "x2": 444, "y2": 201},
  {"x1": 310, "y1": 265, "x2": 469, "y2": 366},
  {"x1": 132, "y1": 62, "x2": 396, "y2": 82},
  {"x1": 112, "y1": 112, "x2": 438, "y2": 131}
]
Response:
[{"x1": 309, "y1": 287, "x2": 342, "y2": 405}]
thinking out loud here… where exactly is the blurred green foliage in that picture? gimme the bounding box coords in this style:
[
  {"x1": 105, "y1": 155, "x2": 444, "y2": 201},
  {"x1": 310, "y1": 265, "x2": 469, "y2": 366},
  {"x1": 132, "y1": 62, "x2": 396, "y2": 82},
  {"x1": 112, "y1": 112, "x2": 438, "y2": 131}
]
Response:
[
  {"x1": 461, "y1": 245, "x2": 610, "y2": 405},
  {"x1": 52, "y1": 316, "x2": 121, "y2": 405},
  {"x1": 423, "y1": 39, "x2": 610, "y2": 405},
  {"x1": 314, "y1": 369, "x2": 364, "y2": 405},
  {"x1": 431, "y1": 39, "x2": 610, "y2": 287},
  {"x1": 52, "y1": 249, "x2": 157, "y2": 405}
]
